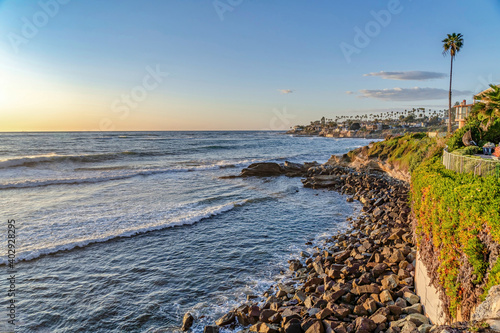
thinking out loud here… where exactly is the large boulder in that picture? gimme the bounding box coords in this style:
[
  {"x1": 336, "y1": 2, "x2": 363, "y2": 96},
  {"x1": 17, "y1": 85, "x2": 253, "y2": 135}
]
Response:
[{"x1": 241, "y1": 163, "x2": 283, "y2": 177}]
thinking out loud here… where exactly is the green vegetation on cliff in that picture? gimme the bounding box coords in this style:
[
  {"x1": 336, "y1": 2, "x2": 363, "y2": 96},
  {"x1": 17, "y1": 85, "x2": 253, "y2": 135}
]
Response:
[
  {"x1": 412, "y1": 157, "x2": 500, "y2": 319},
  {"x1": 348, "y1": 133, "x2": 442, "y2": 173},
  {"x1": 362, "y1": 133, "x2": 500, "y2": 320}
]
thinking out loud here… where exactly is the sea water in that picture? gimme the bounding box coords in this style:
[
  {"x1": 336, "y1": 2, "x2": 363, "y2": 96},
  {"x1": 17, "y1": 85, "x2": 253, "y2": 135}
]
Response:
[{"x1": 0, "y1": 131, "x2": 374, "y2": 332}]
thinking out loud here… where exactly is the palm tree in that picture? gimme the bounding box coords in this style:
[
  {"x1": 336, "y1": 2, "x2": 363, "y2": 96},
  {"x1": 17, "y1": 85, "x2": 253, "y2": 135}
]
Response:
[
  {"x1": 473, "y1": 84, "x2": 500, "y2": 130},
  {"x1": 442, "y1": 33, "x2": 464, "y2": 133}
]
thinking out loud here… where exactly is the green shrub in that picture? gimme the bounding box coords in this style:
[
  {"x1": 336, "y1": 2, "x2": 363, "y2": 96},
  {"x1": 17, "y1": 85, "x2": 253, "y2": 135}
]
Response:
[
  {"x1": 412, "y1": 157, "x2": 500, "y2": 318},
  {"x1": 363, "y1": 133, "x2": 500, "y2": 320},
  {"x1": 483, "y1": 119, "x2": 500, "y2": 144},
  {"x1": 454, "y1": 146, "x2": 482, "y2": 156},
  {"x1": 447, "y1": 118, "x2": 482, "y2": 152},
  {"x1": 365, "y1": 133, "x2": 443, "y2": 173}
]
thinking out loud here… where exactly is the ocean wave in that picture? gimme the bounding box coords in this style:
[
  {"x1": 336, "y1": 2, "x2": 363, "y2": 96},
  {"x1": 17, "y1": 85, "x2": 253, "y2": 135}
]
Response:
[
  {"x1": 0, "y1": 162, "x2": 242, "y2": 190},
  {"x1": 0, "y1": 201, "x2": 243, "y2": 265},
  {"x1": 0, "y1": 151, "x2": 174, "y2": 169}
]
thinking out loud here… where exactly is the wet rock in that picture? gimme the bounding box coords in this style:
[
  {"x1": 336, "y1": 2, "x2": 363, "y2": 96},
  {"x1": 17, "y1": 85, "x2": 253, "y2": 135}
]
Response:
[
  {"x1": 289, "y1": 260, "x2": 303, "y2": 272},
  {"x1": 241, "y1": 163, "x2": 283, "y2": 177},
  {"x1": 234, "y1": 305, "x2": 250, "y2": 326},
  {"x1": 278, "y1": 284, "x2": 295, "y2": 295},
  {"x1": 181, "y1": 312, "x2": 194, "y2": 331},
  {"x1": 204, "y1": 326, "x2": 220, "y2": 333},
  {"x1": 259, "y1": 309, "x2": 277, "y2": 323},
  {"x1": 216, "y1": 312, "x2": 235, "y2": 326}
]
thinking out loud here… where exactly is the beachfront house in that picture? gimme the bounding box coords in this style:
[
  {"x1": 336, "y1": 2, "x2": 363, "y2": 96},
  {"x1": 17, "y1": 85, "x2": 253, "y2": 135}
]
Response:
[{"x1": 454, "y1": 99, "x2": 474, "y2": 129}]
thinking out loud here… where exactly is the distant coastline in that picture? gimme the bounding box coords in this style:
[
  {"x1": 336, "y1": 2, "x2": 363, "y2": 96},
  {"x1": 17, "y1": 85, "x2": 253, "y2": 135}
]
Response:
[{"x1": 285, "y1": 129, "x2": 425, "y2": 140}]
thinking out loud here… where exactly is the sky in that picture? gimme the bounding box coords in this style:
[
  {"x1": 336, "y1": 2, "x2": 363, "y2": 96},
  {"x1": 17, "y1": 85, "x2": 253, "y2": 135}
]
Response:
[{"x1": 0, "y1": 0, "x2": 499, "y2": 131}]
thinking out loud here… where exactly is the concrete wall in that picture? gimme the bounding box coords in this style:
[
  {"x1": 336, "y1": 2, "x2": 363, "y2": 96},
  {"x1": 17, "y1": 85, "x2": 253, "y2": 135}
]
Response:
[{"x1": 415, "y1": 253, "x2": 447, "y2": 325}]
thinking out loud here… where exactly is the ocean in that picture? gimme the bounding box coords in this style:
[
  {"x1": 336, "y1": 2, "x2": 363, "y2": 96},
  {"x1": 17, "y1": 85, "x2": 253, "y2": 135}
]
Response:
[{"x1": 0, "y1": 131, "x2": 374, "y2": 332}]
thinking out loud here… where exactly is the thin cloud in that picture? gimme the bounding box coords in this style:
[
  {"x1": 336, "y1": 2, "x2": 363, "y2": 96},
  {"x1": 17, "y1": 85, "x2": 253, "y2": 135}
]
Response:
[
  {"x1": 359, "y1": 87, "x2": 473, "y2": 101},
  {"x1": 278, "y1": 89, "x2": 294, "y2": 94},
  {"x1": 364, "y1": 71, "x2": 447, "y2": 81},
  {"x1": 345, "y1": 91, "x2": 355, "y2": 95}
]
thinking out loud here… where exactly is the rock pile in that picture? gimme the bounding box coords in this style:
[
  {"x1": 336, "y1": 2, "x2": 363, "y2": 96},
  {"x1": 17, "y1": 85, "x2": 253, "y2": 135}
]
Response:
[{"x1": 190, "y1": 163, "x2": 434, "y2": 333}]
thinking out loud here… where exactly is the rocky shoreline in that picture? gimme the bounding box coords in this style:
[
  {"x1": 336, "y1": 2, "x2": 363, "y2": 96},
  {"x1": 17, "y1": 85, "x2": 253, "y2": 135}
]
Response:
[{"x1": 182, "y1": 161, "x2": 489, "y2": 333}]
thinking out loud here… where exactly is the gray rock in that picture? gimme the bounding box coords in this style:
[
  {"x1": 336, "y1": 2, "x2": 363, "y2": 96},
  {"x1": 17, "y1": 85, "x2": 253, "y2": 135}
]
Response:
[
  {"x1": 405, "y1": 313, "x2": 430, "y2": 327},
  {"x1": 403, "y1": 304, "x2": 422, "y2": 314},
  {"x1": 403, "y1": 292, "x2": 420, "y2": 305},
  {"x1": 418, "y1": 324, "x2": 432, "y2": 333},
  {"x1": 472, "y1": 285, "x2": 500, "y2": 331},
  {"x1": 395, "y1": 297, "x2": 407, "y2": 308},
  {"x1": 382, "y1": 275, "x2": 399, "y2": 290},
  {"x1": 401, "y1": 320, "x2": 418, "y2": 333}
]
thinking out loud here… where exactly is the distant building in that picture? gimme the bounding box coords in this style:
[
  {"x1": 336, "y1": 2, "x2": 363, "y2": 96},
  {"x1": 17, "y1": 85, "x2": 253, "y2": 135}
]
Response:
[{"x1": 454, "y1": 99, "x2": 473, "y2": 129}]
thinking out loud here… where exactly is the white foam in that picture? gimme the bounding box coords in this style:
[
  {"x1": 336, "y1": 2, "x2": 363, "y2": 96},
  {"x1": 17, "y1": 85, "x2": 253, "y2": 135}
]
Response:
[
  {"x1": 0, "y1": 201, "x2": 240, "y2": 265},
  {"x1": 0, "y1": 153, "x2": 59, "y2": 168},
  {"x1": 0, "y1": 161, "x2": 245, "y2": 189}
]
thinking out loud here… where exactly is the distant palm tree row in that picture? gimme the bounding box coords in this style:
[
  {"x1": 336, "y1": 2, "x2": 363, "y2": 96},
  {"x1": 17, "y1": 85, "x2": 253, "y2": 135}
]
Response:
[{"x1": 322, "y1": 108, "x2": 448, "y2": 126}]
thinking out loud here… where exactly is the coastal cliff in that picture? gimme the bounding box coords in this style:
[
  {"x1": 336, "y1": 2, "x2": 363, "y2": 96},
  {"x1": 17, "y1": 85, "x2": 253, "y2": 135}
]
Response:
[
  {"x1": 187, "y1": 133, "x2": 500, "y2": 333},
  {"x1": 337, "y1": 134, "x2": 500, "y2": 327}
]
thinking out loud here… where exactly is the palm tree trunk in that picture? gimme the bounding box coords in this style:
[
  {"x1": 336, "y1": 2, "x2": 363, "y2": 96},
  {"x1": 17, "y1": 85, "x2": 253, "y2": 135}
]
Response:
[{"x1": 448, "y1": 56, "x2": 454, "y2": 133}]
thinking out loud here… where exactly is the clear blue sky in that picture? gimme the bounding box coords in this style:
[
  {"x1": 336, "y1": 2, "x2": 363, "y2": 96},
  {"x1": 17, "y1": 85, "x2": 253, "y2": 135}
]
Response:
[{"x1": 1, "y1": 0, "x2": 499, "y2": 131}]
